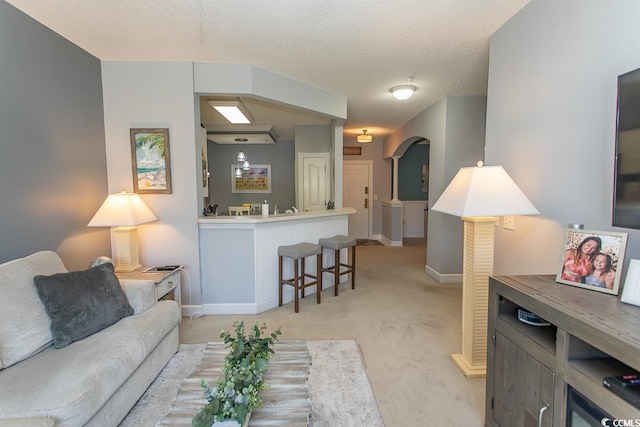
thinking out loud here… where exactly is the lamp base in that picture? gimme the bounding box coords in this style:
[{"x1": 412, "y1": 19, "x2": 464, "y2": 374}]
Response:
[
  {"x1": 451, "y1": 353, "x2": 486, "y2": 379},
  {"x1": 113, "y1": 226, "x2": 143, "y2": 272},
  {"x1": 453, "y1": 216, "x2": 497, "y2": 380}
]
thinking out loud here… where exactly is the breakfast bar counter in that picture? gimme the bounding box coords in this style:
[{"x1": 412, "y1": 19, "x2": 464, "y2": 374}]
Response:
[{"x1": 197, "y1": 208, "x2": 354, "y2": 314}]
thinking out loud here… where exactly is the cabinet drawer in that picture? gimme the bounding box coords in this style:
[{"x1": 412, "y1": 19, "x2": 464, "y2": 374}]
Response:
[{"x1": 157, "y1": 275, "x2": 179, "y2": 299}]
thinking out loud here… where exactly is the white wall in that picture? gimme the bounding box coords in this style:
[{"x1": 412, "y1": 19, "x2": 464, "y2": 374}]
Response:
[
  {"x1": 101, "y1": 61, "x2": 203, "y2": 305},
  {"x1": 101, "y1": 62, "x2": 348, "y2": 310},
  {"x1": 486, "y1": 0, "x2": 640, "y2": 276}
]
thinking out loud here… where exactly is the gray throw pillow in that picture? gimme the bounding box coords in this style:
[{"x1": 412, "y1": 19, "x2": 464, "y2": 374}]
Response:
[{"x1": 33, "y1": 263, "x2": 134, "y2": 348}]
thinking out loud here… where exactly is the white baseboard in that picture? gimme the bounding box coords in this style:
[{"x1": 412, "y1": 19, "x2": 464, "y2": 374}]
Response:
[
  {"x1": 425, "y1": 264, "x2": 462, "y2": 284},
  {"x1": 380, "y1": 236, "x2": 403, "y2": 247}
]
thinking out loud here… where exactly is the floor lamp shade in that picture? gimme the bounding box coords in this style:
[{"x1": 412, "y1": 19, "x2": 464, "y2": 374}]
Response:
[
  {"x1": 88, "y1": 191, "x2": 158, "y2": 272},
  {"x1": 431, "y1": 164, "x2": 539, "y2": 378}
]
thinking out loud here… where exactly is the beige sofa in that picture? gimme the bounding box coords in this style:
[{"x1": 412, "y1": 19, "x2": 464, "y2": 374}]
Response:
[{"x1": 0, "y1": 251, "x2": 181, "y2": 426}]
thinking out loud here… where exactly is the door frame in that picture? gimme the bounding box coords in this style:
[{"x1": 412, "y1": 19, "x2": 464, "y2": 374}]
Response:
[
  {"x1": 297, "y1": 152, "x2": 331, "y2": 211},
  {"x1": 343, "y1": 160, "x2": 374, "y2": 239}
]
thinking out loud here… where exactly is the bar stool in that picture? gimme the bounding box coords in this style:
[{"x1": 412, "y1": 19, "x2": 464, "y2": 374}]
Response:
[
  {"x1": 319, "y1": 235, "x2": 356, "y2": 296},
  {"x1": 278, "y1": 242, "x2": 322, "y2": 313}
]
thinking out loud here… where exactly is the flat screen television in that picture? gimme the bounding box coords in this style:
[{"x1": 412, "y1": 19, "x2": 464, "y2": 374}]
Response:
[{"x1": 613, "y1": 67, "x2": 640, "y2": 230}]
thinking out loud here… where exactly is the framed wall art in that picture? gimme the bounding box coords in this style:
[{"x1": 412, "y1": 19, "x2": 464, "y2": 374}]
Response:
[
  {"x1": 621, "y1": 259, "x2": 640, "y2": 306},
  {"x1": 343, "y1": 147, "x2": 361, "y2": 155},
  {"x1": 231, "y1": 164, "x2": 271, "y2": 193},
  {"x1": 130, "y1": 128, "x2": 172, "y2": 194},
  {"x1": 556, "y1": 228, "x2": 628, "y2": 295}
]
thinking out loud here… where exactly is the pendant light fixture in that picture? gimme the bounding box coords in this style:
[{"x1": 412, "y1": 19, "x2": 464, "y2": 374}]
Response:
[
  {"x1": 357, "y1": 129, "x2": 373, "y2": 143},
  {"x1": 234, "y1": 150, "x2": 250, "y2": 178}
]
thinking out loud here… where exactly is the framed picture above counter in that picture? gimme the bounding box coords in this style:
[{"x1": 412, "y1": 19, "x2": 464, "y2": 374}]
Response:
[{"x1": 231, "y1": 164, "x2": 271, "y2": 193}]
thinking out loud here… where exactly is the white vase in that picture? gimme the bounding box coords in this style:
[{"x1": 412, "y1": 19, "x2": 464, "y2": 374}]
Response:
[
  {"x1": 212, "y1": 421, "x2": 241, "y2": 427},
  {"x1": 212, "y1": 412, "x2": 250, "y2": 427}
]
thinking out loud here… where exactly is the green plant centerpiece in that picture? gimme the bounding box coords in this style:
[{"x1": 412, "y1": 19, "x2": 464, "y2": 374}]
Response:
[{"x1": 192, "y1": 322, "x2": 281, "y2": 427}]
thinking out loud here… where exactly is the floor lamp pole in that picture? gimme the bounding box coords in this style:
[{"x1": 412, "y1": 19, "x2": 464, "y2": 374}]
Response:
[{"x1": 451, "y1": 216, "x2": 496, "y2": 379}]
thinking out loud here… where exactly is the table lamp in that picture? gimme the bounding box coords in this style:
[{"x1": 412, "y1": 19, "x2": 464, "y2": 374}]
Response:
[
  {"x1": 431, "y1": 161, "x2": 539, "y2": 378},
  {"x1": 88, "y1": 191, "x2": 158, "y2": 272}
]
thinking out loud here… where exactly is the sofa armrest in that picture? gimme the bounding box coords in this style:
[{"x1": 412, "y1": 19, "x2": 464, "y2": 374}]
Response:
[
  {"x1": 0, "y1": 419, "x2": 54, "y2": 427},
  {"x1": 118, "y1": 279, "x2": 157, "y2": 314}
]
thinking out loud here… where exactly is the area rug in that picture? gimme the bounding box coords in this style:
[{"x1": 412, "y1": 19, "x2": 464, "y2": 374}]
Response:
[
  {"x1": 120, "y1": 340, "x2": 384, "y2": 427},
  {"x1": 356, "y1": 239, "x2": 384, "y2": 246}
]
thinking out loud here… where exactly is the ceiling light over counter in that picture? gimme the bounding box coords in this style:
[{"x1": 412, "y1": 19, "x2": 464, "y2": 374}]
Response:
[
  {"x1": 208, "y1": 100, "x2": 254, "y2": 124},
  {"x1": 207, "y1": 125, "x2": 278, "y2": 144},
  {"x1": 357, "y1": 129, "x2": 372, "y2": 143}
]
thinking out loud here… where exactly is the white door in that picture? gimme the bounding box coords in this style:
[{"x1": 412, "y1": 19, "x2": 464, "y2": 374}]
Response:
[
  {"x1": 299, "y1": 153, "x2": 330, "y2": 211},
  {"x1": 343, "y1": 162, "x2": 371, "y2": 239}
]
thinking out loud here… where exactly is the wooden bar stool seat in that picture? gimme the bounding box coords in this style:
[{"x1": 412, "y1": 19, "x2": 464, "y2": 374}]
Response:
[
  {"x1": 319, "y1": 235, "x2": 356, "y2": 296},
  {"x1": 278, "y1": 242, "x2": 322, "y2": 313}
]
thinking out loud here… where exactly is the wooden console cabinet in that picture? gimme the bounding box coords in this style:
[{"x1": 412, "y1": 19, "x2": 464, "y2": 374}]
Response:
[{"x1": 486, "y1": 275, "x2": 640, "y2": 426}]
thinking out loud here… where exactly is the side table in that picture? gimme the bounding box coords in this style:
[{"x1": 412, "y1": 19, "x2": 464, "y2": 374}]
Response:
[{"x1": 116, "y1": 267, "x2": 182, "y2": 309}]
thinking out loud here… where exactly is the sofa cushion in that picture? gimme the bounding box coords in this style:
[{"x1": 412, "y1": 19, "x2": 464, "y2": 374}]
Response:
[
  {"x1": 0, "y1": 251, "x2": 67, "y2": 369},
  {"x1": 33, "y1": 263, "x2": 134, "y2": 348}
]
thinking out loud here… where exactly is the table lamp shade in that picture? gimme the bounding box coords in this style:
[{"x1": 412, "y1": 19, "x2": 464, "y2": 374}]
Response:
[
  {"x1": 88, "y1": 192, "x2": 157, "y2": 272},
  {"x1": 431, "y1": 165, "x2": 539, "y2": 218},
  {"x1": 88, "y1": 192, "x2": 157, "y2": 227}
]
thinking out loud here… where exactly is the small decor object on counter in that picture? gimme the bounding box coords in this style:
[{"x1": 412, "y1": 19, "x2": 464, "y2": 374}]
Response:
[
  {"x1": 556, "y1": 229, "x2": 628, "y2": 295},
  {"x1": 326, "y1": 200, "x2": 335, "y2": 210},
  {"x1": 262, "y1": 200, "x2": 269, "y2": 217},
  {"x1": 621, "y1": 259, "x2": 640, "y2": 307},
  {"x1": 192, "y1": 322, "x2": 282, "y2": 427}
]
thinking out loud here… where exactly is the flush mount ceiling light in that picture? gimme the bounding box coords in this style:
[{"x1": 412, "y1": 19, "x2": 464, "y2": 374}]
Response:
[
  {"x1": 208, "y1": 100, "x2": 254, "y2": 124},
  {"x1": 390, "y1": 85, "x2": 417, "y2": 100},
  {"x1": 357, "y1": 129, "x2": 372, "y2": 143}
]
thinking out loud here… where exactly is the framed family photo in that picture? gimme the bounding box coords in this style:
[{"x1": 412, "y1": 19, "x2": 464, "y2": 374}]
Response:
[
  {"x1": 621, "y1": 259, "x2": 640, "y2": 306},
  {"x1": 556, "y1": 229, "x2": 628, "y2": 295},
  {"x1": 231, "y1": 164, "x2": 271, "y2": 193},
  {"x1": 130, "y1": 128, "x2": 172, "y2": 194}
]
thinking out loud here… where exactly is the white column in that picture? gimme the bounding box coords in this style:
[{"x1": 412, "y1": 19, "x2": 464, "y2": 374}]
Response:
[{"x1": 391, "y1": 156, "x2": 400, "y2": 202}]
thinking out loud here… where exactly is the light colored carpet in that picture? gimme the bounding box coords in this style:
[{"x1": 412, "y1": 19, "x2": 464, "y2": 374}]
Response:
[
  {"x1": 120, "y1": 340, "x2": 383, "y2": 427},
  {"x1": 178, "y1": 239, "x2": 486, "y2": 427},
  {"x1": 120, "y1": 343, "x2": 206, "y2": 427}
]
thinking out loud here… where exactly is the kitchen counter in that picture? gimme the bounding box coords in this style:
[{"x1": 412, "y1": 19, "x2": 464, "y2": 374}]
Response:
[{"x1": 197, "y1": 208, "x2": 355, "y2": 314}]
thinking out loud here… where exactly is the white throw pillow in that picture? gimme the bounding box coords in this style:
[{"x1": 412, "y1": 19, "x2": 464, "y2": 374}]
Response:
[{"x1": 0, "y1": 251, "x2": 67, "y2": 369}]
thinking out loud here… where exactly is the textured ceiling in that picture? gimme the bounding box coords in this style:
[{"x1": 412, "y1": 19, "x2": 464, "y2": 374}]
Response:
[{"x1": 6, "y1": 0, "x2": 530, "y2": 140}]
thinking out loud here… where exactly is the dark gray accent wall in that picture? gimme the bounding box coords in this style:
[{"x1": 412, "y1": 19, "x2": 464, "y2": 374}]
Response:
[
  {"x1": 399, "y1": 143, "x2": 429, "y2": 200},
  {"x1": 0, "y1": 1, "x2": 110, "y2": 269}
]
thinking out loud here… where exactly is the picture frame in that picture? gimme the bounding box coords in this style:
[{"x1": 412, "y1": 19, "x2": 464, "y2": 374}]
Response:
[
  {"x1": 130, "y1": 128, "x2": 172, "y2": 194},
  {"x1": 556, "y1": 229, "x2": 628, "y2": 295},
  {"x1": 621, "y1": 259, "x2": 640, "y2": 306},
  {"x1": 343, "y1": 147, "x2": 361, "y2": 155},
  {"x1": 231, "y1": 164, "x2": 271, "y2": 193}
]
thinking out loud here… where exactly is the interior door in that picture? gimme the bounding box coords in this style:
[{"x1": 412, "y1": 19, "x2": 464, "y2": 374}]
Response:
[
  {"x1": 299, "y1": 153, "x2": 329, "y2": 211},
  {"x1": 343, "y1": 162, "x2": 370, "y2": 239}
]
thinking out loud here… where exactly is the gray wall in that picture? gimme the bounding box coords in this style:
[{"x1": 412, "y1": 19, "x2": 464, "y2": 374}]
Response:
[
  {"x1": 0, "y1": 1, "x2": 109, "y2": 269},
  {"x1": 207, "y1": 139, "x2": 295, "y2": 212},
  {"x1": 487, "y1": 0, "x2": 640, "y2": 276},
  {"x1": 386, "y1": 96, "x2": 486, "y2": 278}
]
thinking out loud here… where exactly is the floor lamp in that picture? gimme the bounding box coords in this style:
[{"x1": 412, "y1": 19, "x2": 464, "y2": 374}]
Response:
[
  {"x1": 431, "y1": 162, "x2": 539, "y2": 379},
  {"x1": 88, "y1": 191, "x2": 158, "y2": 272}
]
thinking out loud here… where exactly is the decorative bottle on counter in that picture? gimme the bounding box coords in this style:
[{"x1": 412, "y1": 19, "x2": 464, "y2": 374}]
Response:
[{"x1": 262, "y1": 200, "x2": 269, "y2": 217}]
